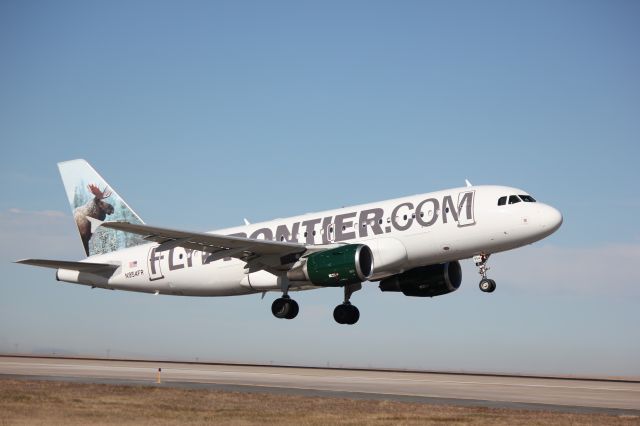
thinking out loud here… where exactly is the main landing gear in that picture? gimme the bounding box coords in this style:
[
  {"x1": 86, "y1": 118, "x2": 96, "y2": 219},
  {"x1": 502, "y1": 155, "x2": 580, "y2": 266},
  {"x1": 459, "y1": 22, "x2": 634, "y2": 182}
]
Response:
[
  {"x1": 333, "y1": 283, "x2": 361, "y2": 325},
  {"x1": 474, "y1": 254, "x2": 496, "y2": 293},
  {"x1": 271, "y1": 295, "x2": 299, "y2": 319},
  {"x1": 270, "y1": 281, "x2": 362, "y2": 324},
  {"x1": 271, "y1": 281, "x2": 299, "y2": 320}
]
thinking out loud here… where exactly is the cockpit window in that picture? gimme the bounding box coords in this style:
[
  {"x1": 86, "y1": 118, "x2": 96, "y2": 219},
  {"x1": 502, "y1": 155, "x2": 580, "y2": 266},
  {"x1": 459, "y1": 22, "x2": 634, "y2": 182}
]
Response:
[{"x1": 499, "y1": 194, "x2": 536, "y2": 206}]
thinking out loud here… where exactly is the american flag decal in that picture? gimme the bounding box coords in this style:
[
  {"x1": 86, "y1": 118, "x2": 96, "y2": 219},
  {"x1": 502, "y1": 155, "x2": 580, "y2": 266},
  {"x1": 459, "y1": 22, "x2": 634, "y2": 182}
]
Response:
[{"x1": 129, "y1": 260, "x2": 137, "y2": 268}]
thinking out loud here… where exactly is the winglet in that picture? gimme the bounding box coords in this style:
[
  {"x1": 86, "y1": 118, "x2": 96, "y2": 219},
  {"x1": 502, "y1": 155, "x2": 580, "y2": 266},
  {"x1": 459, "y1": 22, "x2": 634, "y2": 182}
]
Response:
[{"x1": 465, "y1": 179, "x2": 473, "y2": 187}]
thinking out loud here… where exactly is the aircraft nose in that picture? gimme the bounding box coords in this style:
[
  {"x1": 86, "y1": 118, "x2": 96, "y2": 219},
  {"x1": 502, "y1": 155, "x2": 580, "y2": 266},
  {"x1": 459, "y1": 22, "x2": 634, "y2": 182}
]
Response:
[{"x1": 541, "y1": 204, "x2": 563, "y2": 234}]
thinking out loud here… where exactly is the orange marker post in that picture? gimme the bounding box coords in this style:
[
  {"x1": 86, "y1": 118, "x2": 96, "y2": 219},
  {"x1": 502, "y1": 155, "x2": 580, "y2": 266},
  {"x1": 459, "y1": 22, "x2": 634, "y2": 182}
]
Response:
[{"x1": 156, "y1": 367, "x2": 162, "y2": 384}]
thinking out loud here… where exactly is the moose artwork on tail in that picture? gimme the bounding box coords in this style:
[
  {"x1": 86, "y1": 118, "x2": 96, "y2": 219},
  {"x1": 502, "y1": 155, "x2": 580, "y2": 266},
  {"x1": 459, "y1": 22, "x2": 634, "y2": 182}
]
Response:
[{"x1": 74, "y1": 184, "x2": 114, "y2": 255}]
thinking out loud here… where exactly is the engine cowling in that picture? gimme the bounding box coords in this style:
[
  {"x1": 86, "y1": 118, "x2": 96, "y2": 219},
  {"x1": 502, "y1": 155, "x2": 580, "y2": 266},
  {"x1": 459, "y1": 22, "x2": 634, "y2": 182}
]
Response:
[
  {"x1": 290, "y1": 244, "x2": 373, "y2": 287},
  {"x1": 378, "y1": 261, "x2": 462, "y2": 297}
]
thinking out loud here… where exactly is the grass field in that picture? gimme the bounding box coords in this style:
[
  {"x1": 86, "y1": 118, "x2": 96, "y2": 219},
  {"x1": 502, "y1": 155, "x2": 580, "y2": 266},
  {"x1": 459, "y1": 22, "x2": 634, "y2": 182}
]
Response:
[{"x1": 1, "y1": 378, "x2": 639, "y2": 425}]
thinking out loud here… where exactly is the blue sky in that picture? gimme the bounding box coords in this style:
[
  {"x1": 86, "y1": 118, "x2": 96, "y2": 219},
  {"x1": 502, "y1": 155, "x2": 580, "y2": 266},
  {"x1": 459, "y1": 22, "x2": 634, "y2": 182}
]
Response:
[{"x1": 1, "y1": 1, "x2": 639, "y2": 376}]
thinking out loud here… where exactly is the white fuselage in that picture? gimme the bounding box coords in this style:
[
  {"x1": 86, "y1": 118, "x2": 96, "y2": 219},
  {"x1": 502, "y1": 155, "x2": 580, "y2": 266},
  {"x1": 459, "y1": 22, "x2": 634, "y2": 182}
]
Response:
[{"x1": 56, "y1": 185, "x2": 562, "y2": 296}]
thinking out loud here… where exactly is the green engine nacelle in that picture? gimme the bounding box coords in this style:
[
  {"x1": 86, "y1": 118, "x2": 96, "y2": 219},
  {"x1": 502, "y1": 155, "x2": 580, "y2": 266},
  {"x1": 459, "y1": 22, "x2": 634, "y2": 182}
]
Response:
[{"x1": 304, "y1": 244, "x2": 373, "y2": 287}]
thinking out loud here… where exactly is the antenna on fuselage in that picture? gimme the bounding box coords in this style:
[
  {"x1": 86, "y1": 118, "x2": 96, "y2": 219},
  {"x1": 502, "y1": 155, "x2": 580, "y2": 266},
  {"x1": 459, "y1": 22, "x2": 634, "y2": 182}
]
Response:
[{"x1": 465, "y1": 179, "x2": 473, "y2": 187}]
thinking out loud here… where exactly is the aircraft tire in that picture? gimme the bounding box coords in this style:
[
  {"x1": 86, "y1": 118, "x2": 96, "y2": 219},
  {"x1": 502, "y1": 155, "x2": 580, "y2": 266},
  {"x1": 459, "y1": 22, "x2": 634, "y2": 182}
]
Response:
[
  {"x1": 333, "y1": 304, "x2": 359, "y2": 325},
  {"x1": 271, "y1": 297, "x2": 290, "y2": 319},
  {"x1": 285, "y1": 299, "x2": 299, "y2": 319},
  {"x1": 479, "y1": 279, "x2": 491, "y2": 292},
  {"x1": 333, "y1": 304, "x2": 347, "y2": 324},
  {"x1": 479, "y1": 279, "x2": 496, "y2": 293},
  {"x1": 346, "y1": 304, "x2": 359, "y2": 325}
]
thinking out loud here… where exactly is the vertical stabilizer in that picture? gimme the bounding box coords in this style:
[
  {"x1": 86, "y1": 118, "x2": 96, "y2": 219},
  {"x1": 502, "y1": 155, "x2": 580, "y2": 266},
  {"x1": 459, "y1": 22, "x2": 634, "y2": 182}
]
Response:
[{"x1": 58, "y1": 159, "x2": 146, "y2": 257}]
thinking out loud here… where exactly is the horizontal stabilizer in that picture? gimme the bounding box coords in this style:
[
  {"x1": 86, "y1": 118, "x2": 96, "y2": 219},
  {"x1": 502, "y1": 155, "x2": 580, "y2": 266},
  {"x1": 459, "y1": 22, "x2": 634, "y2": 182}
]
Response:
[{"x1": 15, "y1": 259, "x2": 119, "y2": 274}]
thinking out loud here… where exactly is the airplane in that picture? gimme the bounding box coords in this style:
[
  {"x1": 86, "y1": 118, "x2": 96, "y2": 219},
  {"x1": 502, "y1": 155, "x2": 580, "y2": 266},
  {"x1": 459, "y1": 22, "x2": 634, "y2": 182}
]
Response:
[{"x1": 17, "y1": 159, "x2": 563, "y2": 325}]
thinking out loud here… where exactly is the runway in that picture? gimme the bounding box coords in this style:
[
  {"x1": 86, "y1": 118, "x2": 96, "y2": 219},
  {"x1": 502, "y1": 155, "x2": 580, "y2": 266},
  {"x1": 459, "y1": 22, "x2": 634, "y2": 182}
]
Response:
[{"x1": 1, "y1": 356, "x2": 638, "y2": 415}]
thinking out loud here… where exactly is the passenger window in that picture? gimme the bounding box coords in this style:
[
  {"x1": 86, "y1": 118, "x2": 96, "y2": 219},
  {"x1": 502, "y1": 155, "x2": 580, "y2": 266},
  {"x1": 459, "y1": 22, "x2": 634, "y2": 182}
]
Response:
[
  {"x1": 508, "y1": 195, "x2": 521, "y2": 204},
  {"x1": 498, "y1": 196, "x2": 507, "y2": 206}
]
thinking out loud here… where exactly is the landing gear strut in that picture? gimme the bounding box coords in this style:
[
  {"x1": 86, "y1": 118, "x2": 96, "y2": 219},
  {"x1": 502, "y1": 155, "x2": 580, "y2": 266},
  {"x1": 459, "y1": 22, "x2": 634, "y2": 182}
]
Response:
[
  {"x1": 271, "y1": 279, "x2": 299, "y2": 319},
  {"x1": 474, "y1": 254, "x2": 496, "y2": 293},
  {"x1": 333, "y1": 283, "x2": 361, "y2": 325}
]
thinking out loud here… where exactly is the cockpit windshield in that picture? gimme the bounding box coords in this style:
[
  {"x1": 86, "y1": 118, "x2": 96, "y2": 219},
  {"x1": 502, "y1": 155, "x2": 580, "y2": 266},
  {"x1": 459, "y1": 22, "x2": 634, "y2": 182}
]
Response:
[{"x1": 497, "y1": 194, "x2": 537, "y2": 206}]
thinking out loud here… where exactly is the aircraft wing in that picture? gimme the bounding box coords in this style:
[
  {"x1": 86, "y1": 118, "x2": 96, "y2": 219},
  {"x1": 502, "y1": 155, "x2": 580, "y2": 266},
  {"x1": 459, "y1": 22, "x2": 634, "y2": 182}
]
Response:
[
  {"x1": 15, "y1": 259, "x2": 119, "y2": 274},
  {"x1": 98, "y1": 221, "x2": 309, "y2": 272}
]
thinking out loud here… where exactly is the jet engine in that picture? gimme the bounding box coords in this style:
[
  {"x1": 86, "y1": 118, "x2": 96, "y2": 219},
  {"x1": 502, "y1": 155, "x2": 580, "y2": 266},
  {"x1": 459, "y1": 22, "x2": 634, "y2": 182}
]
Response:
[
  {"x1": 378, "y1": 261, "x2": 462, "y2": 297},
  {"x1": 288, "y1": 244, "x2": 373, "y2": 287}
]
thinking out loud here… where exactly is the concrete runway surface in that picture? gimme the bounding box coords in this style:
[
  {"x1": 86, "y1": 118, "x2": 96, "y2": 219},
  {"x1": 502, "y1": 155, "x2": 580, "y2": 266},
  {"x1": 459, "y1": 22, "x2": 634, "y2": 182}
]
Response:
[{"x1": 0, "y1": 356, "x2": 638, "y2": 415}]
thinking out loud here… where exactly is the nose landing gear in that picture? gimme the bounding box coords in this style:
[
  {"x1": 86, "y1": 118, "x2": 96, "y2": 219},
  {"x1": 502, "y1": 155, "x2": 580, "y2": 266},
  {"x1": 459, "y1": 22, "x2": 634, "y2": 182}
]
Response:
[{"x1": 474, "y1": 254, "x2": 496, "y2": 293}]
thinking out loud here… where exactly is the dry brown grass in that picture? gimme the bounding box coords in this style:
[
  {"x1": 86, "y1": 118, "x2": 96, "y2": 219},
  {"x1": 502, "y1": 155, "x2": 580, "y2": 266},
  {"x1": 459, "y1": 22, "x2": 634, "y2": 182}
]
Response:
[{"x1": 0, "y1": 378, "x2": 638, "y2": 425}]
